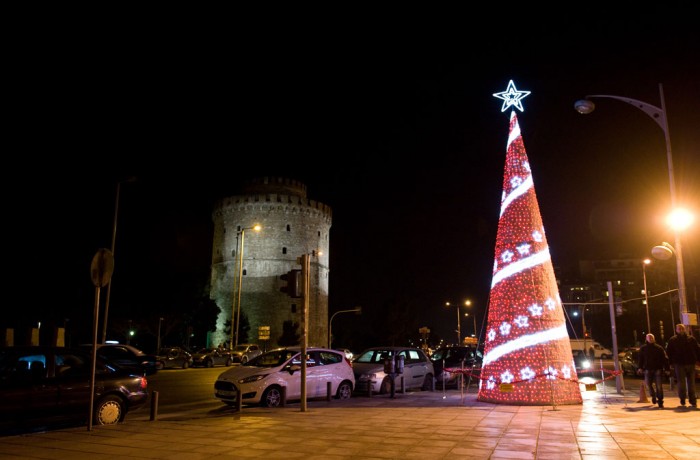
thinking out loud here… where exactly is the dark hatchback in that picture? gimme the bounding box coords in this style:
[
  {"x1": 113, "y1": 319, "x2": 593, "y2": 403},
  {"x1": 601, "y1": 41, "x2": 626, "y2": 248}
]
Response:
[
  {"x1": 81, "y1": 343, "x2": 158, "y2": 376},
  {"x1": 619, "y1": 347, "x2": 641, "y2": 377},
  {"x1": 430, "y1": 346, "x2": 482, "y2": 389},
  {"x1": 0, "y1": 346, "x2": 149, "y2": 435}
]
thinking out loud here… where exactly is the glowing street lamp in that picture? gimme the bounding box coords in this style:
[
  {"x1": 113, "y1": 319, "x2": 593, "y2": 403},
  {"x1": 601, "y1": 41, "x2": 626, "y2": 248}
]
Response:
[
  {"x1": 575, "y1": 84, "x2": 691, "y2": 327},
  {"x1": 445, "y1": 300, "x2": 471, "y2": 345},
  {"x1": 231, "y1": 224, "x2": 262, "y2": 349}
]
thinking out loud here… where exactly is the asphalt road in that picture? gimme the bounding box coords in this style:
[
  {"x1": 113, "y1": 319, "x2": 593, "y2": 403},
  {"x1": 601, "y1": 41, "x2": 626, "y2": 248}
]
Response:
[{"x1": 131, "y1": 360, "x2": 645, "y2": 421}]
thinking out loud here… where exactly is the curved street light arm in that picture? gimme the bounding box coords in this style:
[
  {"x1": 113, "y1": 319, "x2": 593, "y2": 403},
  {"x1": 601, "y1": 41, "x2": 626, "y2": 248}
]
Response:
[
  {"x1": 328, "y1": 307, "x2": 362, "y2": 348},
  {"x1": 584, "y1": 94, "x2": 667, "y2": 132}
]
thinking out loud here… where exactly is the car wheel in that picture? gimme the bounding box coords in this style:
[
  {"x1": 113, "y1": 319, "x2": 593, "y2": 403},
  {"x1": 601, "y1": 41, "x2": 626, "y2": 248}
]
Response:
[
  {"x1": 205, "y1": 359, "x2": 213, "y2": 368},
  {"x1": 422, "y1": 373, "x2": 434, "y2": 391},
  {"x1": 182, "y1": 360, "x2": 189, "y2": 369},
  {"x1": 241, "y1": 356, "x2": 248, "y2": 364},
  {"x1": 156, "y1": 361, "x2": 164, "y2": 370},
  {"x1": 94, "y1": 395, "x2": 125, "y2": 425},
  {"x1": 335, "y1": 381, "x2": 352, "y2": 400},
  {"x1": 261, "y1": 386, "x2": 283, "y2": 407},
  {"x1": 225, "y1": 359, "x2": 232, "y2": 366}
]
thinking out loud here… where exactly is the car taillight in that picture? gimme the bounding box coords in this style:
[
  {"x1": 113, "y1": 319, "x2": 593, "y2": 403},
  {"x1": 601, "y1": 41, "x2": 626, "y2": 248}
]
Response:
[
  {"x1": 345, "y1": 357, "x2": 353, "y2": 368},
  {"x1": 139, "y1": 377, "x2": 148, "y2": 390}
]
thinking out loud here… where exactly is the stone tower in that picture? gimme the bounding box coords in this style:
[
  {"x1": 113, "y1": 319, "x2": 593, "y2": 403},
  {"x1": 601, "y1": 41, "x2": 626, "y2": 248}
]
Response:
[{"x1": 209, "y1": 177, "x2": 332, "y2": 350}]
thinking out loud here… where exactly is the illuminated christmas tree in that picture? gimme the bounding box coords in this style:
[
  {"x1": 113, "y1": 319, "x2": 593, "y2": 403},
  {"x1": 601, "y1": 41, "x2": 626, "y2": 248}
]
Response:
[{"x1": 477, "y1": 81, "x2": 582, "y2": 405}]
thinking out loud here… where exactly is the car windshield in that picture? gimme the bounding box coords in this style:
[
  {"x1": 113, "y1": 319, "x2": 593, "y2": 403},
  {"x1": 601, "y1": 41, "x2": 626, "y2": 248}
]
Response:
[
  {"x1": 196, "y1": 348, "x2": 212, "y2": 354},
  {"x1": 354, "y1": 349, "x2": 394, "y2": 363},
  {"x1": 246, "y1": 349, "x2": 297, "y2": 367},
  {"x1": 231, "y1": 345, "x2": 249, "y2": 352}
]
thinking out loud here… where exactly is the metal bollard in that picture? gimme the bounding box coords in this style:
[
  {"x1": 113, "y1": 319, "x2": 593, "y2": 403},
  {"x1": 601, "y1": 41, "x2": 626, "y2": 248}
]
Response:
[
  {"x1": 401, "y1": 375, "x2": 405, "y2": 394},
  {"x1": 150, "y1": 390, "x2": 159, "y2": 421},
  {"x1": 368, "y1": 381, "x2": 374, "y2": 398},
  {"x1": 236, "y1": 388, "x2": 242, "y2": 412},
  {"x1": 280, "y1": 386, "x2": 286, "y2": 407},
  {"x1": 327, "y1": 382, "x2": 332, "y2": 401}
]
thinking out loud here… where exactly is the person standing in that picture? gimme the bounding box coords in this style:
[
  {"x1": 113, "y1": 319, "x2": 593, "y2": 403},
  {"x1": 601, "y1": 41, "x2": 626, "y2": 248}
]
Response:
[
  {"x1": 666, "y1": 324, "x2": 699, "y2": 408},
  {"x1": 637, "y1": 333, "x2": 670, "y2": 408}
]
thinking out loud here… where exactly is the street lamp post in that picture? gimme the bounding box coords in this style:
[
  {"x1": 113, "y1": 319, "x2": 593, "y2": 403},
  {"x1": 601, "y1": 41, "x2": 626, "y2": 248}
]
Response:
[
  {"x1": 156, "y1": 317, "x2": 164, "y2": 353},
  {"x1": 101, "y1": 177, "x2": 136, "y2": 344},
  {"x1": 465, "y1": 312, "x2": 477, "y2": 338},
  {"x1": 642, "y1": 259, "x2": 651, "y2": 334},
  {"x1": 231, "y1": 225, "x2": 262, "y2": 350},
  {"x1": 328, "y1": 306, "x2": 362, "y2": 348},
  {"x1": 446, "y1": 300, "x2": 471, "y2": 345},
  {"x1": 575, "y1": 84, "x2": 690, "y2": 327}
]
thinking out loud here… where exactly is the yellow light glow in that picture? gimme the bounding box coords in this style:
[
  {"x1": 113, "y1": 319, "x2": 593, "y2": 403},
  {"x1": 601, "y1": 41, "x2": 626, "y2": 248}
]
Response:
[{"x1": 666, "y1": 208, "x2": 694, "y2": 232}]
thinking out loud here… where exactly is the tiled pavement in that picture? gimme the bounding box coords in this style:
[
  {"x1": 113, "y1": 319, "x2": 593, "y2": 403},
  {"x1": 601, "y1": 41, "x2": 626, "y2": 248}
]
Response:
[{"x1": 0, "y1": 384, "x2": 698, "y2": 459}]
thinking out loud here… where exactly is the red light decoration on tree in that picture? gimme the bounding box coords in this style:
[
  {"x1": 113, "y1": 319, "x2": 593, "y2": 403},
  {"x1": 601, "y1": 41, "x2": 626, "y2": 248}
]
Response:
[{"x1": 477, "y1": 103, "x2": 582, "y2": 405}]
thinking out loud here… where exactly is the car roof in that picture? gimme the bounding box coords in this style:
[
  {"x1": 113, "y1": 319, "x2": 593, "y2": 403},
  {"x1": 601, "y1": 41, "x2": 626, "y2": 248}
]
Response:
[
  {"x1": 361, "y1": 346, "x2": 422, "y2": 351},
  {"x1": 265, "y1": 347, "x2": 339, "y2": 353}
]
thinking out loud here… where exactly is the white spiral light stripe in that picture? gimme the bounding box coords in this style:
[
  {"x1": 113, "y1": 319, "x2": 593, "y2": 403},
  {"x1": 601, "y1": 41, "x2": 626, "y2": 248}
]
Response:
[
  {"x1": 507, "y1": 115, "x2": 520, "y2": 148},
  {"x1": 500, "y1": 175, "x2": 533, "y2": 217},
  {"x1": 483, "y1": 324, "x2": 569, "y2": 366},
  {"x1": 491, "y1": 248, "x2": 551, "y2": 288}
]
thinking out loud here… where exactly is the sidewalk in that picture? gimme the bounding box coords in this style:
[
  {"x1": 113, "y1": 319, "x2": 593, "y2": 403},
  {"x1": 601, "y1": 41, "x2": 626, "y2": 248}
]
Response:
[{"x1": 0, "y1": 384, "x2": 698, "y2": 459}]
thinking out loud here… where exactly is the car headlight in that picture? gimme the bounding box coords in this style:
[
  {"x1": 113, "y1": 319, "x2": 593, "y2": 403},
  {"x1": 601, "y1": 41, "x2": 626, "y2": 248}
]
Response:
[
  {"x1": 239, "y1": 375, "x2": 266, "y2": 384},
  {"x1": 581, "y1": 360, "x2": 591, "y2": 369},
  {"x1": 360, "y1": 373, "x2": 377, "y2": 380}
]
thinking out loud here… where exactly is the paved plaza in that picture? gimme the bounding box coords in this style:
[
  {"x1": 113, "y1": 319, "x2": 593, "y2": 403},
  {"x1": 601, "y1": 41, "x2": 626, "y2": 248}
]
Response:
[{"x1": 0, "y1": 383, "x2": 698, "y2": 459}]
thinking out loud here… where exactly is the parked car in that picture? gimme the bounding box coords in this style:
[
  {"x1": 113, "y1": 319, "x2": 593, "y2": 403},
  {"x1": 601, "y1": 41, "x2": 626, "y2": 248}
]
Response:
[
  {"x1": 191, "y1": 347, "x2": 233, "y2": 367},
  {"x1": 352, "y1": 346, "x2": 434, "y2": 394},
  {"x1": 156, "y1": 346, "x2": 193, "y2": 369},
  {"x1": 619, "y1": 347, "x2": 641, "y2": 377},
  {"x1": 229, "y1": 343, "x2": 263, "y2": 364},
  {"x1": 430, "y1": 345, "x2": 482, "y2": 389},
  {"x1": 0, "y1": 345, "x2": 149, "y2": 434},
  {"x1": 335, "y1": 348, "x2": 354, "y2": 361},
  {"x1": 80, "y1": 343, "x2": 158, "y2": 376},
  {"x1": 214, "y1": 347, "x2": 354, "y2": 407}
]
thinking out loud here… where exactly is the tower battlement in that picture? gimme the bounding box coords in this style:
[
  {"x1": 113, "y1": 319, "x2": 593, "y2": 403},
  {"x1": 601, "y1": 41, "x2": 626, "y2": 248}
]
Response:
[
  {"x1": 242, "y1": 176, "x2": 307, "y2": 198},
  {"x1": 213, "y1": 193, "x2": 332, "y2": 222}
]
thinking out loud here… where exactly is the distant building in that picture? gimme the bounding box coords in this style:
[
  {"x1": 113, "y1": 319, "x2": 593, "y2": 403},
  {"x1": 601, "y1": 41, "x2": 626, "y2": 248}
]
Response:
[{"x1": 208, "y1": 177, "x2": 331, "y2": 349}]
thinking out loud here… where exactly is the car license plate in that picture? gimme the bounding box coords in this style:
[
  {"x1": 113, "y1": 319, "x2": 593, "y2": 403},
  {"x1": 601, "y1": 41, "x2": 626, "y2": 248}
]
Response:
[{"x1": 218, "y1": 390, "x2": 237, "y2": 397}]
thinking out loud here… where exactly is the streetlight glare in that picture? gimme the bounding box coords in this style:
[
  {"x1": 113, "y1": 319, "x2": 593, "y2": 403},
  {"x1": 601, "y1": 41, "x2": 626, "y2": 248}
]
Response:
[{"x1": 666, "y1": 208, "x2": 694, "y2": 232}]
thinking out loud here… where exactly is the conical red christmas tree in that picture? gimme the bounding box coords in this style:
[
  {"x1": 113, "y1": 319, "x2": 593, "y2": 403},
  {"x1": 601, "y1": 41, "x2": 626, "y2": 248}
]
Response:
[{"x1": 477, "y1": 111, "x2": 582, "y2": 405}]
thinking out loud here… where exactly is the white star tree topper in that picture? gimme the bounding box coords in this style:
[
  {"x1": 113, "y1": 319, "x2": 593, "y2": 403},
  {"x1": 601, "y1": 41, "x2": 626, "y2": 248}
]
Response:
[{"x1": 493, "y1": 80, "x2": 531, "y2": 112}]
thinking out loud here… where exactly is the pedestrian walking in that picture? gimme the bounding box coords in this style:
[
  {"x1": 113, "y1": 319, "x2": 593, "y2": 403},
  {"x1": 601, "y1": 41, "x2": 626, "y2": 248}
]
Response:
[
  {"x1": 637, "y1": 333, "x2": 669, "y2": 408},
  {"x1": 665, "y1": 323, "x2": 700, "y2": 408}
]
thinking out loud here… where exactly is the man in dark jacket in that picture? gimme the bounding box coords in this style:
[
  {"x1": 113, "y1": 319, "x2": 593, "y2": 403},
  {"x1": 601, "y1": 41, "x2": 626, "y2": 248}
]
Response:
[
  {"x1": 665, "y1": 324, "x2": 699, "y2": 408},
  {"x1": 637, "y1": 333, "x2": 670, "y2": 408}
]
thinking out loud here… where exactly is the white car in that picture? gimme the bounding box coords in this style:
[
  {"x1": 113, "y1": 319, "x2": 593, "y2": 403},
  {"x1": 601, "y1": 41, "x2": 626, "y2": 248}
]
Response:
[
  {"x1": 214, "y1": 347, "x2": 355, "y2": 407},
  {"x1": 352, "y1": 346, "x2": 434, "y2": 394},
  {"x1": 229, "y1": 343, "x2": 263, "y2": 364}
]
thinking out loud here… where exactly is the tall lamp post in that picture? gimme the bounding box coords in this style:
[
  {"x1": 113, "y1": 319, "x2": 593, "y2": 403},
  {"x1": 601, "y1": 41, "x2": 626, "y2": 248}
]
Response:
[
  {"x1": 231, "y1": 225, "x2": 262, "y2": 350},
  {"x1": 575, "y1": 84, "x2": 690, "y2": 327},
  {"x1": 642, "y1": 258, "x2": 651, "y2": 334},
  {"x1": 465, "y1": 312, "x2": 477, "y2": 338},
  {"x1": 446, "y1": 300, "x2": 471, "y2": 345},
  {"x1": 328, "y1": 306, "x2": 362, "y2": 348},
  {"x1": 101, "y1": 176, "x2": 136, "y2": 344}
]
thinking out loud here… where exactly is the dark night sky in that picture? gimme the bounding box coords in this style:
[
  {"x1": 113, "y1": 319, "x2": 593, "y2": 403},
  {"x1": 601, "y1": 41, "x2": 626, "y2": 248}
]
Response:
[{"x1": 9, "y1": 11, "x2": 700, "y2": 345}]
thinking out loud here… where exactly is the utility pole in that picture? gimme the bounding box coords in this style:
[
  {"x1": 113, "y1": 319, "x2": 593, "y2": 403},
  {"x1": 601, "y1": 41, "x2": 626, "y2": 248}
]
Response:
[{"x1": 300, "y1": 254, "x2": 310, "y2": 412}]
